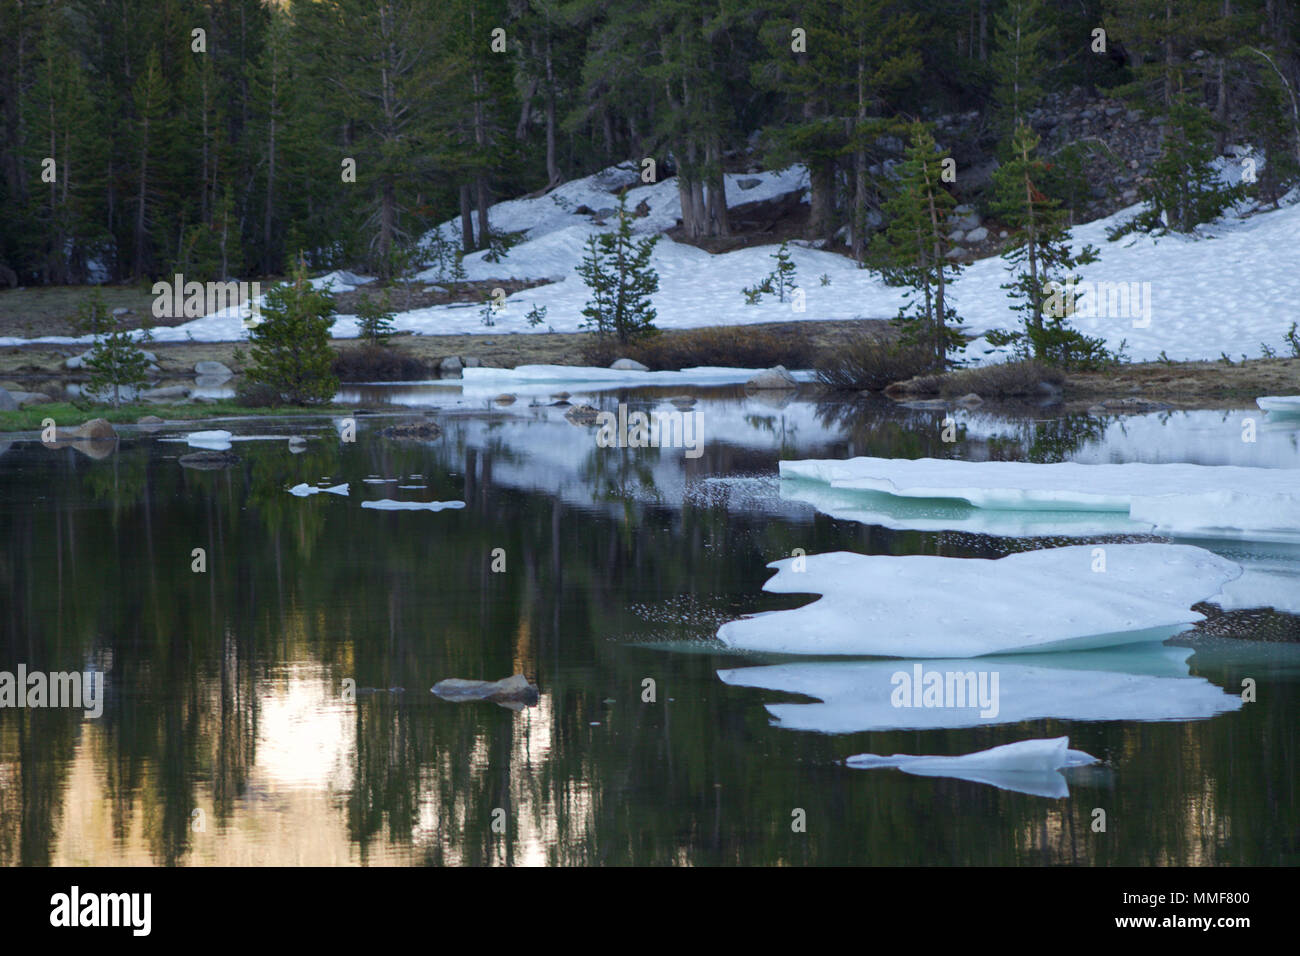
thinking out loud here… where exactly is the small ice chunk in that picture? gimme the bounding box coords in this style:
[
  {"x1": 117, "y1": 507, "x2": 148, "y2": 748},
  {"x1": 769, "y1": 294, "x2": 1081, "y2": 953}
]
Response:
[
  {"x1": 844, "y1": 737, "x2": 1098, "y2": 797},
  {"x1": 361, "y1": 499, "x2": 466, "y2": 511},
  {"x1": 716, "y1": 544, "x2": 1241, "y2": 657},
  {"x1": 288, "y1": 483, "x2": 349, "y2": 497},
  {"x1": 186, "y1": 429, "x2": 232, "y2": 450},
  {"x1": 1257, "y1": 395, "x2": 1300, "y2": 416}
]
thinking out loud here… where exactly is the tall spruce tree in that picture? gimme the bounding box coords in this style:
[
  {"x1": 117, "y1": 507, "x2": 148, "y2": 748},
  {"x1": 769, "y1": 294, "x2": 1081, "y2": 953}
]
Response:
[
  {"x1": 991, "y1": 124, "x2": 1106, "y2": 367},
  {"x1": 575, "y1": 195, "x2": 660, "y2": 344},
  {"x1": 869, "y1": 123, "x2": 963, "y2": 370}
]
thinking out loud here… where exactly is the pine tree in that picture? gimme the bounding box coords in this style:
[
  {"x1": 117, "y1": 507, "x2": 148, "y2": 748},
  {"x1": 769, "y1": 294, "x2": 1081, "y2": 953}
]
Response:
[
  {"x1": 869, "y1": 123, "x2": 963, "y2": 370},
  {"x1": 992, "y1": 124, "x2": 1107, "y2": 367},
  {"x1": 1132, "y1": 96, "x2": 1244, "y2": 232},
  {"x1": 80, "y1": 290, "x2": 154, "y2": 408},
  {"x1": 246, "y1": 257, "x2": 339, "y2": 405},
  {"x1": 575, "y1": 195, "x2": 660, "y2": 344},
  {"x1": 354, "y1": 290, "x2": 396, "y2": 347},
  {"x1": 990, "y1": 0, "x2": 1049, "y2": 136}
]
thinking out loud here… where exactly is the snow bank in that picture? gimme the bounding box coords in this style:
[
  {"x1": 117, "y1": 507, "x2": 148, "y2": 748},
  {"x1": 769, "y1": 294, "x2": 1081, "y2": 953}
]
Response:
[
  {"x1": 780, "y1": 456, "x2": 1300, "y2": 541},
  {"x1": 716, "y1": 544, "x2": 1240, "y2": 657},
  {"x1": 717, "y1": 646, "x2": 1243, "y2": 732},
  {"x1": 843, "y1": 737, "x2": 1097, "y2": 797}
]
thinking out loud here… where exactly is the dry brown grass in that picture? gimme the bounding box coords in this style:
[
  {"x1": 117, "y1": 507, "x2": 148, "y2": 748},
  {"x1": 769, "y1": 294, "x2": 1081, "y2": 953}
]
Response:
[{"x1": 896, "y1": 360, "x2": 1065, "y2": 398}]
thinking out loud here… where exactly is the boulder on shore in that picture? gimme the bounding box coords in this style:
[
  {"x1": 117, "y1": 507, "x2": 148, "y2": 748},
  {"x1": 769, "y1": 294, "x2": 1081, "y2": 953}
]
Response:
[
  {"x1": 193, "y1": 360, "x2": 233, "y2": 380},
  {"x1": 609, "y1": 358, "x2": 649, "y2": 372},
  {"x1": 0, "y1": 387, "x2": 18, "y2": 411},
  {"x1": 745, "y1": 366, "x2": 799, "y2": 390},
  {"x1": 380, "y1": 420, "x2": 443, "y2": 440},
  {"x1": 431, "y1": 674, "x2": 539, "y2": 710}
]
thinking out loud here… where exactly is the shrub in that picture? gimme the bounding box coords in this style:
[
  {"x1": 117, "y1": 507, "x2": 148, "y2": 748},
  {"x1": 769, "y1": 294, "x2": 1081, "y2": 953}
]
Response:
[
  {"x1": 354, "y1": 290, "x2": 396, "y2": 347},
  {"x1": 234, "y1": 379, "x2": 282, "y2": 407},
  {"x1": 815, "y1": 333, "x2": 933, "y2": 391},
  {"x1": 332, "y1": 346, "x2": 429, "y2": 382},
  {"x1": 580, "y1": 326, "x2": 816, "y2": 371},
  {"x1": 896, "y1": 359, "x2": 1065, "y2": 398}
]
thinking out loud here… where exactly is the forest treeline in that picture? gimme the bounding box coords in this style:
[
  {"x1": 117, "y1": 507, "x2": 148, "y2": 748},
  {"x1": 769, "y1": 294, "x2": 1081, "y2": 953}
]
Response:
[{"x1": 0, "y1": 0, "x2": 1296, "y2": 287}]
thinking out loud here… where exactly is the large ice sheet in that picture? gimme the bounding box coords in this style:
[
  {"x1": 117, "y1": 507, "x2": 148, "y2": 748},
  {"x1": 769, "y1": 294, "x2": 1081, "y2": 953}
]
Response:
[
  {"x1": 1257, "y1": 395, "x2": 1300, "y2": 416},
  {"x1": 716, "y1": 646, "x2": 1243, "y2": 732},
  {"x1": 780, "y1": 456, "x2": 1300, "y2": 541},
  {"x1": 715, "y1": 544, "x2": 1241, "y2": 657},
  {"x1": 780, "y1": 477, "x2": 1149, "y2": 538},
  {"x1": 844, "y1": 737, "x2": 1098, "y2": 798}
]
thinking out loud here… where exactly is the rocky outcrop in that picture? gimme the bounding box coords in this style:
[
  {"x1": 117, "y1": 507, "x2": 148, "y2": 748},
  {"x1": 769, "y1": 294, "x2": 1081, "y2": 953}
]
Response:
[{"x1": 194, "y1": 360, "x2": 233, "y2": 381}]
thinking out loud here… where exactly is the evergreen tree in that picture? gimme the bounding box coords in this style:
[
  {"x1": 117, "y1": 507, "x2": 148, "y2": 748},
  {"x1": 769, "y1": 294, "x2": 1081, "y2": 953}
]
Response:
[
  {"x1": 990, "y1": 0, "x2": 1049, "y2": 135},
  {"x1": 575, "y1": 195, "x2": 660, "y2": 344},
  {"x1": 354, "y1": 290, "x2": 396, "y2": 347},
  {"x1": 80, "y1": 290, "x2": 153, "y2": 408},
  {"x1": 245, "y1": 258, "x2": 339, "y2": 405},
  {"x1": 869, "y1": 123, "x2": 963, "y2": 370},
  {"x1": 991, "y1": 124, "x2": 1108, "y2": 367},
  {"x1": 1128, "y1": 96, "x2": 1244, "y2": 232}
]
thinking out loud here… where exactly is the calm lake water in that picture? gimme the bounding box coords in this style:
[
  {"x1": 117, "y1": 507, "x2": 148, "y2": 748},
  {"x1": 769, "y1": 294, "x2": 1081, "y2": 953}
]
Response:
[{"x1": 1, "y1": 385, "x2": 1296, "y2": 865}]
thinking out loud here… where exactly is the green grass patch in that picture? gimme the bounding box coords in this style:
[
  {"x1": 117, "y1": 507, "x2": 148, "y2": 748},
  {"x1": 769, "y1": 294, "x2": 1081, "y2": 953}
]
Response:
[{"x1": 0, "y1": 401, "x2": 346, "y2": 433}]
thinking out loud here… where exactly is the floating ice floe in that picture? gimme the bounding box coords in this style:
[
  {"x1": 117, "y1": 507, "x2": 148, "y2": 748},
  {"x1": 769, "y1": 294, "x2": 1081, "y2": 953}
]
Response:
[
  {"x1": 716, "y1": 544, "x2": 1241, "y2": 657},
  {"x1": 780, "y1": 457, "x2": 1300, "y2": 542},
  {"x1": 1257, "y1": 395, "x2": 1300, "y2": 416},
  {"x1": 716, "y1": 646, "x2": 1243, "y2": 732},
  {"x1": 288, "y1": 483, "x2": 349, "y2": 497},
  {"x1": 360, "y1": 499, "x2": 466, "y2": 511},
  {"x1": 844, "y1": 737, "x2": 1098, "y2": 798},
  {"x1": 185, "y1": 429, "x2": 233, "y2": 451}
]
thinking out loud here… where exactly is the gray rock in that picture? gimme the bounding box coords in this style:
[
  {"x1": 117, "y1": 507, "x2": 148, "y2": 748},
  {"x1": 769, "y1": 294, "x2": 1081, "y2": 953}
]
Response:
[
  {"x1": 194, "y1": 360, "x2": 233, "y2": 379},
  {"x1": 194, "y1": 375, "x2": 231, "y2": 389},
  {"x1": 736, "y1": 177, "x2": 762, "y2": 190},
  {"x1": 948, "y1": 228, "x2": 966, "y2": 242},
  {"x1": 112, "y1": 307, "x2": 132, "y2": 317},
  {"x1": 461, "y1": 356, "x2": 482, "y2": 368},
  {"x1": 493, "y1": 393, "x2": 517, "y2": 405},
  {"x1": 9, "y1": 391, "x2": 52, "y2": 407},
  {"x1": 136, "y1": 415, "x2": 166, "y2": 425},
  {"x1": 745, "y1": 366, "x2": 798, "y2": 390},
  {"x1": 431, "y1": 674, "x2": 539, "y2": 710},
  {"x1": 0, "y1": 387, "x2": 17, "y2": 411},
  {"x1": 945, "y1": 246, "x2": 966, "y2": 259},
  {"x1": 565, "y1": 403, "x2": 601, "y2": 426},
  {"x1": 955, "y1": 392, "x2": 983, "y2": 407},
  {"x1": 439, "y1": 355, "x2": 463, "y2": 373},
  {"x1": 609, "y1": 358, "x2": 649, "y2": 372},
  {"x1": 964, "y1": 226, "x2": 989, "y2": 243}
]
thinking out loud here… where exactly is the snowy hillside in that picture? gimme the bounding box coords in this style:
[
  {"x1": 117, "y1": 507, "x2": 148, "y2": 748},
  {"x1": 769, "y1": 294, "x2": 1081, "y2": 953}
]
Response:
[{"x1": 5, "y1": 161, "x2": 1299, "y2": 365}]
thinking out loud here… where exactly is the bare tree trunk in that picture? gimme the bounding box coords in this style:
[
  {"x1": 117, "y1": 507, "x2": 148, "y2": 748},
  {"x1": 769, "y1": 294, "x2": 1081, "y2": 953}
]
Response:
[
  {"x1": 460, "y1": 183, "x2": 475, "y2": 252},
  {"x1": 545, "y1": 35, "x2": 560, "y2": 186},
  {"x1": 704, "y1": 135, "x2": 729, "y2": 236},
  {"x1": 476, "y1": 176, "x2": 491, "y2": 249}
]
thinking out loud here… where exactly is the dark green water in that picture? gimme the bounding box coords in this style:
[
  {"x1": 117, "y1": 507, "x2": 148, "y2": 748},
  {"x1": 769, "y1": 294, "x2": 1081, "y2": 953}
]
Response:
[{"x1": 0, "y1": 392, "x2": 1296, "y2": 865}]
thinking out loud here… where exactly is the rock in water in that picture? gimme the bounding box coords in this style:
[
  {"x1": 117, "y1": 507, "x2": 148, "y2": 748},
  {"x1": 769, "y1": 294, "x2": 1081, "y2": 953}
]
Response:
[
  {"x1": 431, "y1": 674, "x2": 539, "y2": 710},
  {"x1": 380, "y1": 420, "x2": 442, "y2": 440},
  {"x1": 58, "y1": 418, "x2": 117, "y2": 441},
  {"x1": 745, "y1": 366, "x2": 798, "y2": 390},
  {"x1": 609, "y1": 358, "x2": 649, "y2": 371},
  {"x1": 565, "y1": 403, "x2": 600, "y2": 426},
  {"x1": 179, "y1": 450, "x2": 240, "y2": 470}
]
